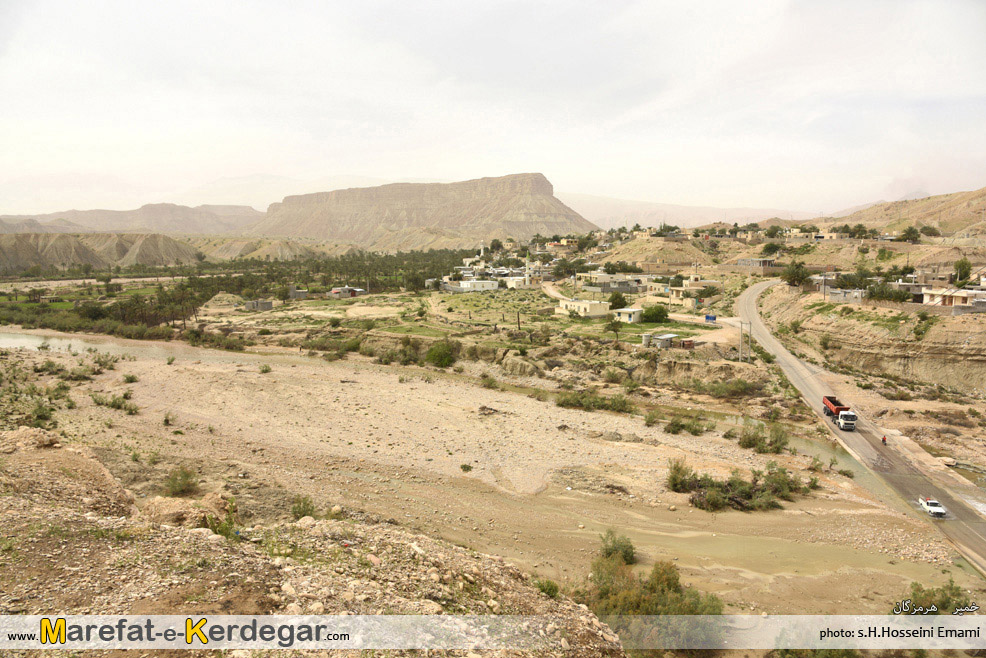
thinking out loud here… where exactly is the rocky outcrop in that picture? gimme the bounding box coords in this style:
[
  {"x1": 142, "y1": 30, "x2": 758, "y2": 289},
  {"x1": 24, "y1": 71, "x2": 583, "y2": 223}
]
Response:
[
  {"x1": 763, "y1": 286, "x2": 986, "y2": 396},
  {"x1": 247, "y1": 173, "x2": 598, "y2": 250},
  {"x1": 629, "y1": 357, "x2": 766, "y2": 388}
]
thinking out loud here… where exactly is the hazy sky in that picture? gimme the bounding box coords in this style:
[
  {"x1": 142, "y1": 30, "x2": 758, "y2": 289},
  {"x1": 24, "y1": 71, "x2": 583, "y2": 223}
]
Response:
[{"x1": 2, "y1": 0, "x2": 985, "y2": 214}]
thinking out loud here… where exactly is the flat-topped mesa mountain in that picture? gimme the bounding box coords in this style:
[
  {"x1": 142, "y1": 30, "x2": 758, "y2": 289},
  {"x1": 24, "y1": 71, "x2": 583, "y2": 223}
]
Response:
[
  {"x1": 246, "y1": 173, "x2": 598, "y2": 250},
  {"x1": 0, "y1": 233, "x2": 201, "y2": 273},
  {"x1": 1, "y1": 203, "x2": 264, "y2": 235}
]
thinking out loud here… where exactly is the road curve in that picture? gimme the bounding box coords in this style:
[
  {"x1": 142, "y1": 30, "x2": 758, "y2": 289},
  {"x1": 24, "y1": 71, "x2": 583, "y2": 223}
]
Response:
[{"x1": 738, "y1": 279, "x2": 986, "y2": 577}]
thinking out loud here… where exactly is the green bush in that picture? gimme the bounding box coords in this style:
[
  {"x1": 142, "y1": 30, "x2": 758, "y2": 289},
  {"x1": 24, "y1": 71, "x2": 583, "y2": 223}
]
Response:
[
  {"x1": 291, "y1": 495, "x2": 317, "y2": 520},
  {"x1": 896, "y1": 578, "x2": 970, "y2": 615},
  {"x1": 580, "y1": 556, "x2": 723, "y2": 646},
  {"x1": 90, "y1": 392, "x2": 139, "y2": 415},
  {"x1": 641, "y1": 305, "x2": 669, "y2": 323},
  {"x1": 206, "y1": 498, "x2": 240, "y2": 542},
  {"x1": 123, "y1": 374, "x2": 139, "y2": 383},
  {"x1": 259, "y1": 364, "x2": 272, "y2": 374},
  {"x1": 556, "y1": 390, "x2": 634, "y2": 414},
  {"x1": 666, "y1": 459, "x2": 809, "y2": 512},
  {"x1": 644, "y1": 409, "x2": 663, "y2": 427},
  {"x1": 600, "y1": 529, "x2": 636, "y2": 564},
  {"x1": 164, "y1": 467, "x2": 198, "y2": 496},
  {"x1": 602, "y1": 368, "x2": 624, "y2": 384},
  {"x1": 535, "y1": 579, "x2": 559, "y2": 598},
  {"x1": 424, "y1": 340, "x2": 456, "y2": 368}
]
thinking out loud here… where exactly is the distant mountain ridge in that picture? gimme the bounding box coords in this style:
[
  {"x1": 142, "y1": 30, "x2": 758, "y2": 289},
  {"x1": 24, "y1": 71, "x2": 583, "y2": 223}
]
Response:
[
  {"x1": 557, "y1": 192, "x2": 817, "y2": 230},
  {"x1": 246, "y1": 173, "x2": 597, "y2": 250},
  {"x1": 0, "y1": 203, "x2": 263, "y2": 235}
]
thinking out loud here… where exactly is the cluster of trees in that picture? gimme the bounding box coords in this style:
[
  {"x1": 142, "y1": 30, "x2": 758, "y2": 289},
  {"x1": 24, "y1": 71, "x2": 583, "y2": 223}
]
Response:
[{"x1": 832, "y1": 223, "x2": 879, "y2": 239}]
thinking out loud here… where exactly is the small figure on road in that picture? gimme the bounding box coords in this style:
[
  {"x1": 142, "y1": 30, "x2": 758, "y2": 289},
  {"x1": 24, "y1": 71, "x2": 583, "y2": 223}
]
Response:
[{"x1": 882, "y1": 436, "x2": 887, "y2": 446}]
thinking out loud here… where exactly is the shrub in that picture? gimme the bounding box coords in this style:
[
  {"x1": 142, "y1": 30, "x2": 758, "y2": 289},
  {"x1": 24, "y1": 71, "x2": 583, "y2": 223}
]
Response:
[
  {"x1": 665, "y1": 417, "x2": 685, "y2": 435},
  {"x1": 695, "y1": 378, "x2": 762, "y2": 399},
  {"x1": 666, "y1": 458, "x2": 696, "y2": 493},
  {"x1": 606, "y1": 394, "x2": 634, "y2": 414},
  {"x1": 644, "y1": 409, "x2": 663, "y2": 427},
  {"x1": 897, "y1": 578, "x2": 970, "y2": 615},
  {"x1": 480, "y1": 374, "x2": 499, "y2": 389},
  {"x1": 603, "y1": 368, "x2": 624, "y2": 384},
  {"x1": 257, "y1": 328, "x2": 272, "y2": 335},
  {"x1": 206, "y1": 498, "x2": 240, "y2": 541},
  {"x1": 556, "y1": 390, "x2": 634, "y2": 414},
  {"x1": 259, "y1": 364, "x2": 272, "y2": 374},
  {"x1": 123, "y1": 374, "x2": 139, "y2": 383},
  {"x1": 535, "y1": 579, "x2": 559, "y2": 598},
  {"x1": 291, "y1": 495, "x2": 317, "y2": 520},
  {"x1": 600, "y1": 529, "x2": 635, "y2": 564},
  {"x1": 90, "y1": 392, "x2": 139, "y2": 415},
  {"x1": 164, "y1": 467, "x2": 198, "y2": 496},
  {"x1": 666, "y1": 459, "x2": 809, "y2": 512},
  {"x1": 460, "y1": 464, "x2": 473, "y2": 472},
  {"x1": 424, "y1": 340, "x2": 456, "y2": 368},
  {"x1": 31, "y1": 401, "x2": 54, "y2": 426},
  {"x1": 641, "y1": 305, "x2": 669, "y2": 323},
  {"x1": 581, "y1": 556, "x2": 723, "y2": 645},
  {"x1": 166, "y1": 356, "x2": 176, "y2": 365}
]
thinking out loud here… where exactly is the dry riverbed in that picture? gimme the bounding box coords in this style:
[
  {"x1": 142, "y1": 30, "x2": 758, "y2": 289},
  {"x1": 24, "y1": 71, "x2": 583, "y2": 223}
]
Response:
[{"x1": 4, "y1": 330, "x2": 983, "y2": 614}]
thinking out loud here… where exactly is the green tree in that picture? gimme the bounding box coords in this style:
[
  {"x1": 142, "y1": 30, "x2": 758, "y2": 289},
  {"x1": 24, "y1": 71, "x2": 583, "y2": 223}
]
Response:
[
  {"x1": 642, "y1": 304, "x2": 669, "y2": 323},
  {"x1": 605, "y1": 317, "x2": 624, "y2": 343},
  {"x1": 781, "y1": 260, "x2": 811, "y2": 287},
  {"x1": 954, "y1": 257, "x2": 972, "y2": 283},
  {"x1": 919, "y1": 225, "x2": 941, "y2": 237},
  {"x1": 899, "y1": 226, "x2": 921, "y2": 243},
  {"x1": 607, "y1": 291, "x2": 628, "y2": 309},
  {"x1": 488, "y1": 238, "x2": 503, "y2": 252}
]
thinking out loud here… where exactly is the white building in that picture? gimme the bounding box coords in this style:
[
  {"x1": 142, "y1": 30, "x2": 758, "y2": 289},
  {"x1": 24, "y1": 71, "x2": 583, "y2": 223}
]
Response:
[
  {"x1": 453, "y1": 280, "x2": 499, "y2": 292},
  {"x1": 613, "y1": 308, "x2": 643, "y2": 323},
  {"x1": 555, "y1": 299, "x2": 611, "y2": 318}
]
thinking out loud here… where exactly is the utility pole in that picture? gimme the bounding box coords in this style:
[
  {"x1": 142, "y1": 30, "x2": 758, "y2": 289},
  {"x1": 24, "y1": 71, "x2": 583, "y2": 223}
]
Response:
[{"x1": 739, "y1": 321, "x2": 752, "y2": 362}]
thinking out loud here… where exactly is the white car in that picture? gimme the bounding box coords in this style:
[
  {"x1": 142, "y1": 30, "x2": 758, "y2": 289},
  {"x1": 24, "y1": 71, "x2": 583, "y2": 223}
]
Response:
[{"x1": 919, "y1": 497, "x2": 946, "y2": 518}]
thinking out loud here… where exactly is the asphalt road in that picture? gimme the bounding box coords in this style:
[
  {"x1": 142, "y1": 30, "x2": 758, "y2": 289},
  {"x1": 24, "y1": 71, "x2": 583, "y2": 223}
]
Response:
[{"x1": 738, "y1": 279, "x2": 986, "y2": 576}]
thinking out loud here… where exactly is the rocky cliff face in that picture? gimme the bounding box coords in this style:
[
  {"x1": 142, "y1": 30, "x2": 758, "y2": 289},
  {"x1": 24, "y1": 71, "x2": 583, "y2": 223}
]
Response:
[
  {"x1": 247, "y1": 173, "x2": 598, "y2": 250},
  {"x1": 762, "y1": 286, "x2": 986, "y2": 397}
]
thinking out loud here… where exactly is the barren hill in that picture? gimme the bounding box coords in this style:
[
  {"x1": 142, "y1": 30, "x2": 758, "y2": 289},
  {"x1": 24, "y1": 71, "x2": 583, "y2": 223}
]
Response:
[
  {"x1": 0, "y1": 233, "x2": 200, "y2": 273},
  {"x1": 0, "y1": 216, "x2": 92, "y2": 234},
  {"x1": 558, "y1": 192, "x2": 815, "y2": 230},
  {"x1": 814, "y1": 186, "x2": 986, "y2": 235},
  {"x1": 1, "y1": 203, "x2": 263, "y2": 235},
  {"x1": 247, "y1": 173, "x2": 597, "y2": 250}
]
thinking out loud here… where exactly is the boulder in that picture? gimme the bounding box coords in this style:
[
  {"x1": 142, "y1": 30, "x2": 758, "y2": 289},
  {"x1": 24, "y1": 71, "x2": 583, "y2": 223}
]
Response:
[
  {"x1": 501, "y1": 356, "x2": 541, "y2": 377},
  {"x1": 142, "y1": 493, "x2": 229, "y2": 528}
]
